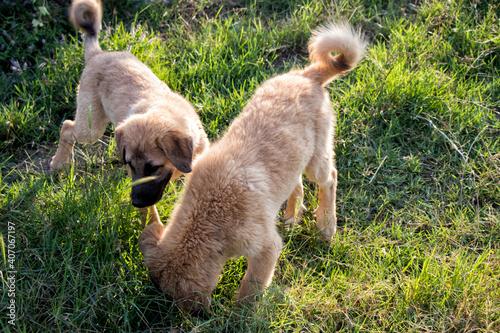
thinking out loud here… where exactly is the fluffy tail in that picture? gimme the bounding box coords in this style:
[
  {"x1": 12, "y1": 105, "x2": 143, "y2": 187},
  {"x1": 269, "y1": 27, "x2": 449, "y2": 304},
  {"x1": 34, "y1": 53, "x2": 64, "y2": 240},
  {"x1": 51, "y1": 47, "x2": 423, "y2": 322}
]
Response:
[
  {"x1": 69, "y1": 0, "x2": 103, "y2": 62},
  {"x1": 303, "y1": 21, "x2": 367, "y2": 86}
]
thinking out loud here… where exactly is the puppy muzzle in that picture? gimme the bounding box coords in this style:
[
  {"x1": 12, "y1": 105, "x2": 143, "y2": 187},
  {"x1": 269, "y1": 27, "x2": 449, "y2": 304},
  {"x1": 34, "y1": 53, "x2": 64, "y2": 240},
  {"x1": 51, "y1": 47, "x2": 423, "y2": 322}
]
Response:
[{"x1": 131, "y1": 172, "x2": 172, "y2": 207}]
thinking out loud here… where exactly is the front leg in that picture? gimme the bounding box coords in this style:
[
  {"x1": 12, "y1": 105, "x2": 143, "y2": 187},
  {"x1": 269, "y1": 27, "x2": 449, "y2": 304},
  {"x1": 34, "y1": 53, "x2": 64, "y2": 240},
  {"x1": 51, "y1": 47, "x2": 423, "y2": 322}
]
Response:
[
  {"x1": 236, "y1": 230, "x2": 282, "y2": 304},
  {"x1": 140, "y1": 205, "x2": 160, "y2": 227}
]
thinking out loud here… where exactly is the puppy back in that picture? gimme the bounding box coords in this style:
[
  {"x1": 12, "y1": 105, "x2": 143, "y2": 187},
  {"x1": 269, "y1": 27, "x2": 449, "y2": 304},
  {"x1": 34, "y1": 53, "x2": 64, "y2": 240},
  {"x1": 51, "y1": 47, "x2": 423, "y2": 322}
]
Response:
[{"x1": 304, "y1": 21, "x2": 367, "y2": 85}]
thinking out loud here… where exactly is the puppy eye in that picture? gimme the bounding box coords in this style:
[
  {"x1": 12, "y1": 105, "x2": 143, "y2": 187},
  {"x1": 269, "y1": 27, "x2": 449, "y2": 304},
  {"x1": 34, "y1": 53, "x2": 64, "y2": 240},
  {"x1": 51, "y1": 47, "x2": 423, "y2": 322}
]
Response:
[{"x1": 145, "y1": 163, "x2": 161, "y2": 175}]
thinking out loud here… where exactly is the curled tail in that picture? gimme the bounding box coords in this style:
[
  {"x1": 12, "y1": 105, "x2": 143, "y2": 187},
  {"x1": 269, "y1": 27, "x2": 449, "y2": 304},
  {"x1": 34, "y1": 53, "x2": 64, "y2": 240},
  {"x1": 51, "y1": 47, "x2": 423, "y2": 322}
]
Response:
[
  {"x1": 69, "y1": 0, "x2": 103, "y2": 62},
  {"x1": 303, "y1": 21, "x2": 367, "y2": 86}
]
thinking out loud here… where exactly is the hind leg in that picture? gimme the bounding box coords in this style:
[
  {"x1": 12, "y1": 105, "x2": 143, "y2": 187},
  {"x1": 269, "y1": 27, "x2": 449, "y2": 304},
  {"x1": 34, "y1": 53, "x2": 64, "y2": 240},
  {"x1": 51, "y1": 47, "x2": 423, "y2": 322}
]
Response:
[
  {"x1": 314, "y1": 167, "x2": 337, "y2": 239},
  {"x1": 51, "y1": 100, "x2": 108, "y2": 172},
  {"x1": 306, "y1": 161, "x2": 337, "y2": 239},
  {"x1": 50, "y1": 120, "x2": 77, "y2": 172},
  {"x1": 305, "y1": 120, "x2": 337, "y2": 239},
  {"x1": 283, "y1": 175, "x2": 307, "y2": 225}
]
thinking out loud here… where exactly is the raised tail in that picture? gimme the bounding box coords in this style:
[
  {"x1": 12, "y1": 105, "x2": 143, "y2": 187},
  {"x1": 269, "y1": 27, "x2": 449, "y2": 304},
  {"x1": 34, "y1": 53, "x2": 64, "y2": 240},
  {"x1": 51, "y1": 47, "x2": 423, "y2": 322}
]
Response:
[
  {"x1": 303, "y1": 21, "x2": 367, "y2": 86},
  {"x1": 69, "y1": 0, "x2": 103, "y2": 62}
]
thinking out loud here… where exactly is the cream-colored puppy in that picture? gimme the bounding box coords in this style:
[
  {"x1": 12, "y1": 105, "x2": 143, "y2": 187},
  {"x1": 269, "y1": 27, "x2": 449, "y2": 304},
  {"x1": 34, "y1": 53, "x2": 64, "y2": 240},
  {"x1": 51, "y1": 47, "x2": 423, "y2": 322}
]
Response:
[
  {"x1": 139, "y1": 21, "x2": 367, "y2": 310},
  {"x1": 50, "y1": 0, "x2": 209, "y2": 225}
]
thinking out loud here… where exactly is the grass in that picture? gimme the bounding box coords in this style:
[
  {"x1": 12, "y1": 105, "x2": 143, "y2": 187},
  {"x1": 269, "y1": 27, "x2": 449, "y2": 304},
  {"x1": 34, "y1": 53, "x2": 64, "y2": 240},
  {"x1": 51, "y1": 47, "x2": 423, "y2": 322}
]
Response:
[{"x1": 1, "y1": 0, "x2": 499, "y2": 331}]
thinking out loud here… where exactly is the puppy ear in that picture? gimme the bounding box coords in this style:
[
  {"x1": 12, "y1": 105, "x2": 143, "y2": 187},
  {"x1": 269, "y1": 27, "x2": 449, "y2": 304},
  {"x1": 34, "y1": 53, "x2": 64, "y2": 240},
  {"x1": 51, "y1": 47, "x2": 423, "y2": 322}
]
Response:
[
  {"x1": 157, "y1": 132, "x2": 194, "y2": 173},
  {"x1": 115, "y1": 126, "x2": 126, "y2": 163}
]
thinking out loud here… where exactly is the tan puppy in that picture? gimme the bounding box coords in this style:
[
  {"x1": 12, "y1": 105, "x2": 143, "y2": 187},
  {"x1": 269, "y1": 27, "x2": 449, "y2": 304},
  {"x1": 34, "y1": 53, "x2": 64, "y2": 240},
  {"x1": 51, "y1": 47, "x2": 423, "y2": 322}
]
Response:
[
  {"x1": 50, "y1": 0, "x2": 209, "y2": 225},
  {"x1": 139, "y1": 21, "x2": 367, "y2": 310}
]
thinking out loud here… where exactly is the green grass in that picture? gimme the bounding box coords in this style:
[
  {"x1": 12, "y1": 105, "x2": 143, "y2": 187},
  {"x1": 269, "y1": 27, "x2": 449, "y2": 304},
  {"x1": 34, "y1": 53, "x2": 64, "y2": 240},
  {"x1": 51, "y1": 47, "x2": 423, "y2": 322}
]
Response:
[{"x1": 1, "y1": 0, "x2": 499, "y2": 331}]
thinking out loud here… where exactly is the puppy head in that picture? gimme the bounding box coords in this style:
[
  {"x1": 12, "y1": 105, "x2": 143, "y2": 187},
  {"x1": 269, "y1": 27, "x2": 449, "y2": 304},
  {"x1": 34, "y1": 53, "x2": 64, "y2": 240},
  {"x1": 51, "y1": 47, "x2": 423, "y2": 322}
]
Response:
[
  {"x1": 139, "y1": 222, "x2": 213, "y2": 314},
  {"x1": 141, "y1": 249, "x2": 212, "y2": 313},
  {"x1": 115, "y1": 116, "x2": 194, "y2": 208}
]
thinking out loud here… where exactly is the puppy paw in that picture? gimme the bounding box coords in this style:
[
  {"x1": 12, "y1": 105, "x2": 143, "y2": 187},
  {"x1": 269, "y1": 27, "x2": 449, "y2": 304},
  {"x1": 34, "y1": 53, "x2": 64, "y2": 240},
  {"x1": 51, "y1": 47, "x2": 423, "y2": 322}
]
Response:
[
  {"x1": 313, "y1": 209, "x2": 337, "y2": 239},
  {"x1": 49, "y1": 156, "x2": 72, "y2": 173},
  {"x1": 235, "y1": 291, "x2": 258, "y2": 305}
]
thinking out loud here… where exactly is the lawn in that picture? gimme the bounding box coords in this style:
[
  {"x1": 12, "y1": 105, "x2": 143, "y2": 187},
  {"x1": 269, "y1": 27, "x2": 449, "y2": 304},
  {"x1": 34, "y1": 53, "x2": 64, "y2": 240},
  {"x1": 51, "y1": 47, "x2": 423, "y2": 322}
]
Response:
[{"x1": 1, "y1": 0, "x2": 499, "y2": 331}]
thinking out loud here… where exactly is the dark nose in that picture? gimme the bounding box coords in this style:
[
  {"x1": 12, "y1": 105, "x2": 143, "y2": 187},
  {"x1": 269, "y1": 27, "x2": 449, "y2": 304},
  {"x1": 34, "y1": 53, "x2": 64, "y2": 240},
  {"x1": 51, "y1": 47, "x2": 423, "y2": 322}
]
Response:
[
  {"x1": 131, "y1": 196, "x2": 150, "y2": 208},
  {"x1": 131, "y1": 183, "x2": 161, "y2": 208}
]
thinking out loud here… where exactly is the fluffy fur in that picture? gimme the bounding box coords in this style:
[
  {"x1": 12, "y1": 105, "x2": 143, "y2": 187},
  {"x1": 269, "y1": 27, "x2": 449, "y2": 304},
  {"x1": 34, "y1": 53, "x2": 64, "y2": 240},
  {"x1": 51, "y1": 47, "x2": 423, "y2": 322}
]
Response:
[
  {"x1": 139, "y1": 21, "x2": 367, "y2": 311},
  {"x1": 50, "y1": 0, "x2": 209, "y2": 225}
]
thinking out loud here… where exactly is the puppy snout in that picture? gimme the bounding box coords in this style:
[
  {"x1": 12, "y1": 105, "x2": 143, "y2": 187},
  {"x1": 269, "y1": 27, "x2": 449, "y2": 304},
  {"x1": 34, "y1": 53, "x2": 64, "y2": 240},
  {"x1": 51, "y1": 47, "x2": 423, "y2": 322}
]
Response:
[
  {"x1": 131, "y1": 182, "x2": 162, "y2": 208},
  {"x1": 131, "y1": 195, "x2": 150, "y2": 208},
  {"x1": 131, "y1": 171, "x2": 173, "y2": 208}
]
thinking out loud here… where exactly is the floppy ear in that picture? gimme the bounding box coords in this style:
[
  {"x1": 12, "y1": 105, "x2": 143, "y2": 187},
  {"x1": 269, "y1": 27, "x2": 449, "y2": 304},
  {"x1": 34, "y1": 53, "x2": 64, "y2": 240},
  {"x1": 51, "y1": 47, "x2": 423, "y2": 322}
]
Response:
[
  {"x1": 115, "y1": 126, "x2": 126, "y2": 163},
  {"x1": 157, "y1": 131, "x2": 194, "y2": 173}
]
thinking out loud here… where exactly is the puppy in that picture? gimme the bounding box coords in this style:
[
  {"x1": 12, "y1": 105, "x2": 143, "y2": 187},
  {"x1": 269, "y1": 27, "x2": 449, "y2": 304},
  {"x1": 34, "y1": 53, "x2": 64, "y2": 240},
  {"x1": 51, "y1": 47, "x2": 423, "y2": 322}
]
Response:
[
  {"x1": 139, "y1": 21, "x2": 367, "y2": 311},
  {"x1": 50, "y1": 0, "x2": 209, "y2": 225}
]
